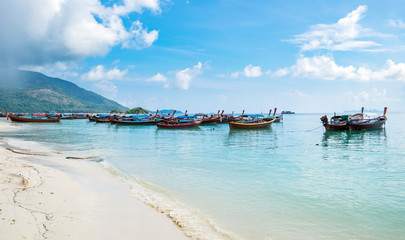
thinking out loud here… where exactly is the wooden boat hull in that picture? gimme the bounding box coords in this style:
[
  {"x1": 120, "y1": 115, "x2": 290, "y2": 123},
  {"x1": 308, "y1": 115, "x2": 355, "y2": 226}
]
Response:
[
  {"x1": 8, "y1": 115, "x2": 60, "y2": 122},
  {"x1": 60, "y1": 116, "x2": 75, "y2": 120},
  {"x1": 111, "y1": 119, "x2": 160, "y2": 125},
  {"x1": 263, "y1": 116, "x2": 275, "y2": 122},
  {"x1": 157, "y1": 120, "x2": 202, "y2": 129},
  {"x1": 219, "y1": 116, "x2": 236, "y2": 123},
  {"x1": 229, "y1": 119, "x2": 274, "y2": 129},
  {"x1": 94, "y1": 118, "x2": 111, "y2": 123},
  {"x1": 348, "y1": 117, "x2": 387, "y2": 130},
  {"x1": 323, "y1": 123, "x2": 348, "y2": 131},
  {"x1": 201, "y1": 116, "x2": 220, "y2": 124}
]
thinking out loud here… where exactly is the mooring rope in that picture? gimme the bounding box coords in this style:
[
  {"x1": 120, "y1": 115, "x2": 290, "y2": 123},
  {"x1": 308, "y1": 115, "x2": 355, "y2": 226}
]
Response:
[{"x1": 305, "y1": 125, "x2": 323, "y2": 132}]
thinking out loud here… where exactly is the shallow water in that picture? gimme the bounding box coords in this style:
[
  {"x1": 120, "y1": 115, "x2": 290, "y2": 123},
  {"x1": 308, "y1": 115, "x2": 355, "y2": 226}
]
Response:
[{"x1": 2, "y1": 113, "x2": 404, "y2": 240}]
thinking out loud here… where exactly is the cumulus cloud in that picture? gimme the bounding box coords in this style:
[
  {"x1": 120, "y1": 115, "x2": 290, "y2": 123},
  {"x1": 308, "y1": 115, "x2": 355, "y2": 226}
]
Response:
[
  {"x1": 147, "y1": 73, "x2": 167, "y2": 82},
  {"x1": 81, "y1": 65, "x2": 128, "y2": 81},
  {"x1": 289, "y1": 5, "x2": 382, "y2": 51},
  {"x1": 243, "y1": 65, "x2": 263, "y2": 77},
  {"x1": 347, "y1": 88, "x2": 388, "y2": 106},
  {"x1": 228, "y1": 64, "x2": 263, "y2": 78},
  {"x1": 122, "y1": 21, "x2": 159, "y2": 49},
  {"x1": 0, "y1": 0, "x2": 160, "y2": 66},
  {"x1": 80, "y1": 64, "x2": 127, "y2": 99},
  {"x1": 291, "y1": 55, "x2": 356, "y2": 80},
  {"x1": 274, "y1": 68, "x2": 289, "y2": 77},
  {"x1": 274, "y1": 55, "x2": 405, "y2": 82},
  {"x1": 175, "y1": 62, "x2": 202, "y2": 90},
  {"x1": 111, "y1": 0, "x2": 161, "y2": 15}
]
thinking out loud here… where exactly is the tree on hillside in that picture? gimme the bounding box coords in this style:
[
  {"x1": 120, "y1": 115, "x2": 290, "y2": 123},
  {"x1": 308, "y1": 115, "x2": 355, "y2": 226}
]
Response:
[{"x1": 127, "y1": 107, "x2": 149, "y2": 114}]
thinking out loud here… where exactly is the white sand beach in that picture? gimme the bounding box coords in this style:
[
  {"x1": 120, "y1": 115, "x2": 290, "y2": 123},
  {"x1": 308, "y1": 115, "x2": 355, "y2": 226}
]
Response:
[{"x1": 0, "y1": 121, "x2": 189, "y2": 240}]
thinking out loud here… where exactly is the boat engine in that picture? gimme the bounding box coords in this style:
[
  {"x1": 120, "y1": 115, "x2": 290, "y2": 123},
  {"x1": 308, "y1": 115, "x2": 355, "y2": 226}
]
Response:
[{"x1": 320, "y1": 115, "x2": 328, "y2": 125}]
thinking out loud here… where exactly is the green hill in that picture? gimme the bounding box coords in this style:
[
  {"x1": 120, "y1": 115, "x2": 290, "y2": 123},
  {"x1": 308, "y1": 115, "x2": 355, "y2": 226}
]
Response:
[{"x1": 0, "y1": 68, "x2": 127, "y2": 113}]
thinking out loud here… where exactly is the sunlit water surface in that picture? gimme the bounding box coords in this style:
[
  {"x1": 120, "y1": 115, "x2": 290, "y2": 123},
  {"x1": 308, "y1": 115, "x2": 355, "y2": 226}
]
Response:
[{"x1": 2, "y1": 113, "x2": 404, "y2": 240}]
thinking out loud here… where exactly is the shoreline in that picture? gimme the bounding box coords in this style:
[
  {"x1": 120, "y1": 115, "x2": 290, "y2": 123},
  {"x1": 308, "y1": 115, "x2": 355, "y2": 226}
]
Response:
[{"x1": 0, "y1": 121, "x2": 190, "y2": 240}]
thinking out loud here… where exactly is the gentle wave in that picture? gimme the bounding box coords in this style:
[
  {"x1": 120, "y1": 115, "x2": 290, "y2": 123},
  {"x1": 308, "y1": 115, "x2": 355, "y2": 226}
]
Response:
[{"x1": 99, "y1": 160, "x2": 240, "y2": 240}]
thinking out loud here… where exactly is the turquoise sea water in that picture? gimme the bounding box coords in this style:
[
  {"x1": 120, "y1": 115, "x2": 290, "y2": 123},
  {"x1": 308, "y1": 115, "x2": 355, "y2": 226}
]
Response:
[{"x1": 1, "y1": 113, "x2": 405, "y2": 240}]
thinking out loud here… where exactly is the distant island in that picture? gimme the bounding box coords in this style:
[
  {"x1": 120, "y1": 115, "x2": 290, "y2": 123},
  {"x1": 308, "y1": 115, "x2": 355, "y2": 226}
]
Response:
[
  {"x1": 0, "y1": 67, "x2": 127, "y2": 113},
  {"x1": 111, "y1": 107, "x2": 149, "y2": 114},
  {"x1": 283, "y1": 111, "x2": 295, "y2": 114}
]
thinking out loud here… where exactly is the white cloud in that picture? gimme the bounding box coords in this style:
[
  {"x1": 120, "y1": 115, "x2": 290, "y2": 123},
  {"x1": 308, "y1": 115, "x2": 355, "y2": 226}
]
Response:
[
  {"x1": 289, "y1": 5, "x2": 382, "y2": 51},
  {"x1": 0, "y1": 0, "x2": 160, "y2": 66},
  {"x1": 347, "y1": 88, "x2": 387, "y2": 106},
  {"x1": 275, "y1": 55, "x2": 405, "y2": 82},
  {"x1": 227, "y1": 65, "x2": 262, "y2": 78},
  {"x1": 274, "y1": 68, "x2": 289, "y2": 77},
  {"x1": 94, "y1": 80, "x2": 118, "y2": 99},
  {"x1": 19, "y1": 61, "x2": 80, "y2": 80},
  {"x1": 175, "y1": 62, "x2": 202, "y2": 90},
  {"x1": 291, "y1": 55, "x2": 356, "y2": 80},
  {"x1": 81, "y1": 65, "x2": 128, "y2": 81},
  {"x1": 80, "y1": 64, "x2": 128, "y2": 100},
  {"x1": 243, "y1": 65, "x2": 263, "y2": 77},
  {"x1": 389, "y1": 19, "x2": 405, "y2": 28},
  {"x1": 111, "y1": 0, "x2": 161, "y2": 15},
  {"x1": 122, "y1": 21, "x2": 159, "y2": 49},
  {"x1": 147, "y1": 73, "x2": 167, "y2": 82}
]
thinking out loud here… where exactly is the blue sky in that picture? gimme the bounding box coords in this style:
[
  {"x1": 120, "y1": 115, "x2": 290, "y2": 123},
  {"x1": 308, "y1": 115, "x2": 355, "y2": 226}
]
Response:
[{"x1": 1, "y1": 0, "x2": 405, "y2": 113}]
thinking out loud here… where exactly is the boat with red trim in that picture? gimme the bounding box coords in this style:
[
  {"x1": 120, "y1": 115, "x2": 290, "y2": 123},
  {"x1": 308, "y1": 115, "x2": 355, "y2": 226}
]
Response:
[{"x1": 348, "y1": 107, "x2": 387, "y2": 130}]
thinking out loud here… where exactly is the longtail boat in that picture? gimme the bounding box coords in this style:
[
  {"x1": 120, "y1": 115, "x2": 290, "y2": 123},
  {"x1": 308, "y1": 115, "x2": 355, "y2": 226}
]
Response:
[
  {"x1": 112, "y1": 110, "x2": 161, "y2": 125},
  {"x1": 263, "y1": 108, "x2": 284, "y2": 122},
  {"x1": 274, "y1": 110, "x2": 284, "y2": 122},
  {"x1": 219, "y1": 111, "x2": 236, "y2": 123},
  {"x1": 112, "y1": 118, "x2": 161, "y2": 125},
  {"x1": 88, "y1": 114, "x2": 111, "y2": 123},
  {"x1": 74, "y1": 114, "x2": 90, "y2": 119},
  {"x1": 348, "y1": 107, "x2": 387, "y2": 130},
  {"x1": 200, "y1": 110, "x2": 223, "y2": 124},
  {"x1": 320, "y1": 107, "x2": 387, "y2": 131},
  {"x1": 157, "y1": 120, "x2": 202, "y2": 129},
  {"x1": 320, "y1": 107, "x2": 365, "y2": 131},
  {"x1": 94, "y1": 117, "x2": 111, "y2": 123},
  {"x1": 159, "y1": 110, "x2": 177, "y2": 121},
  {"x1": 61, "y1": 115, "x2": 76, "y2": 119},
  {"x1": 4, "y1": 109, "x2": 60, "y2": 122},
  {"x1": 320, "y1": 115, "x2": 350, "y2": 131},
  {"x1": 263, "y1": 109, "x2": 274, "y2": 121},
  {"x1": 229, "y1": 114, "x2": 275, "y2": 129}
]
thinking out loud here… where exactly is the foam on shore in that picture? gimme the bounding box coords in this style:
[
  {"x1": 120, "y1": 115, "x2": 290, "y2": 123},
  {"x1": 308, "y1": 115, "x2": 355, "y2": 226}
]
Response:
[{"x1": 99, "y1": 160, "x2": 239, "y2": 240}]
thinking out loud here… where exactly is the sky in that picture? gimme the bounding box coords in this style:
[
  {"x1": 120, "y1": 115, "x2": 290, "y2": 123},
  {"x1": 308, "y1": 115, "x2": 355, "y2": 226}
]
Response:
[{"x1": 1, "y1": 0, "x2": 405, "y2": 113}]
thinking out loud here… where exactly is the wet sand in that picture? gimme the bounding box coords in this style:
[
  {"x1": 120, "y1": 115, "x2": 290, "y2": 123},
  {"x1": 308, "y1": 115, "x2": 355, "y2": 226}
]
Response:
[{"x1": 0, "y1": 121, "x2": 189, "y2": 240}]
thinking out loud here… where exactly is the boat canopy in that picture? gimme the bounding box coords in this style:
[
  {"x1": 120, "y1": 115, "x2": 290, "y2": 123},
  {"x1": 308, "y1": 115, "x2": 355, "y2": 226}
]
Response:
[
  {"x1": 243, "y1": 114, "x2": 264, "y2": 118},
  {"x1": 177, "y1": 115, "x2": 197, "y2": 119}
]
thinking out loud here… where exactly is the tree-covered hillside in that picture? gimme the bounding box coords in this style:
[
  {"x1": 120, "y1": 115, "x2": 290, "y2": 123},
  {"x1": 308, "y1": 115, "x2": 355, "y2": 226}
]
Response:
[{"x1": 0, "y1": 68, "x2": 127, "y2": 113}]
